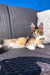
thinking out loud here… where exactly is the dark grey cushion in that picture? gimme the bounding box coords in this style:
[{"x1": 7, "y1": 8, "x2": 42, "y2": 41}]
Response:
[
  {"x1": 8, "y1": 6, "x2": 39, "y2": 38},
  {"x1": 0, "y1": 45, "x2": 50, "y2": 60},
  {"x1": 0, "y1": 4, "x2": 11, "y2": 43},
  {"x1": 0, "y1": 45, "x2": 50, "y2": 75}
]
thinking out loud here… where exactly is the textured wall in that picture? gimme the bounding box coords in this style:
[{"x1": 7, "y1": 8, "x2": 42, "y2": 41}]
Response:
[{"x1": 0, "y1": 0, "x2": 50, "y2": 11}]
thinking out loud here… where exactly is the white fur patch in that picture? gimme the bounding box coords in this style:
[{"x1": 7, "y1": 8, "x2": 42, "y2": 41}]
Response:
[
  {"x1": 38, "y1": 44, "x2": 45, "y2": 48},
  {"x1": 0, "y1": 45, "x2": 2, "y2": 48},
  {"x1": 10, "y1": 43, "x2": 18, "y2": 48},
  {"x1": 33, "y1": 35, "x2": 44, "y2": 47},
  {"x1": 36, "y1": 35, "x2": 44, "y2": 41},
  {"x1": 10, "y1": 43, "x2": 15, "y2": 47},
  {"x1": 10, "y1": 43, "x2": 25, "y2": 48},
  {"x1": 26, "y1": 45, "x2": 35, "y2": 50}
]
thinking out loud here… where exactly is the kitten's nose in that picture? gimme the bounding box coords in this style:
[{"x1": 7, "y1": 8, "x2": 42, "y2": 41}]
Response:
[{"x1": 35, "y1": 32, "x2": 37, "y2": 35}]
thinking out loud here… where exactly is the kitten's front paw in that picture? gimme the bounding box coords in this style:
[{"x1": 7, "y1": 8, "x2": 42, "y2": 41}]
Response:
[
  {"x1": 26, "y1": 46, "x2": 35, "y2": 50},
  {"x1": 37, "y1": 44, "x2": 45, "y2": 48}
]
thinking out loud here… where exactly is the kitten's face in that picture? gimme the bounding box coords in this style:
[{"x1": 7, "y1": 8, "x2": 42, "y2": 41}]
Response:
[{"x1": 31, "y1": 23, "x2": 43, "y2": 38}]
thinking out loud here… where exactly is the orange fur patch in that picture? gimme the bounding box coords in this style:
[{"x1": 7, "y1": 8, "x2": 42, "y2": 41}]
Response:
[
  {"x1": 38, "y1": 38, "x2": 44, "y2": 45},
  {"x1": 26, "y1": 38, "x2": 35, "y2": 46},
  {"x1": 15, "y1": 37, "x2": 27, "y2": 45}
]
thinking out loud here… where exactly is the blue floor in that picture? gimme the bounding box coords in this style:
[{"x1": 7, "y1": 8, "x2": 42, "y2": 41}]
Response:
[{"x1": 0, "y1": 0, "x2": 50, "y2": 11}]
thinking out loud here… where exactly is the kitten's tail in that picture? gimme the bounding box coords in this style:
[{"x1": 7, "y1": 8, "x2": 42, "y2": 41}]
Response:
[
  {"x1": 0, "y1": 44, "x2": 6, "y2": 53},
  {"x1": 0, "y1": 40, "x2": 9, "y2": 53}
]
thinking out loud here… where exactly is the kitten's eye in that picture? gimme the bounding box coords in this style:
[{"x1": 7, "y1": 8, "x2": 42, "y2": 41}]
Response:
[
  {"x1": 37, "y1": 30, "x2": 40, "y2": 33},
  {"x1": 33, "y1": 30, "x2": 35, "y2": 32}
]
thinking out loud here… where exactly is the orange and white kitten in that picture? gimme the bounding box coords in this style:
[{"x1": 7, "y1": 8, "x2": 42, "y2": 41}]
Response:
[{"x1": 0, "y1": 23, "x2": 45, "y2": 51}]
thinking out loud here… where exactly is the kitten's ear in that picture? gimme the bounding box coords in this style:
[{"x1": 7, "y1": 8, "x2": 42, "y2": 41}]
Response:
[
  {"x1": 39, "y1": 23, "x2": 43, "y2": 29},
  {"x1": 30, "y1": 23, "x2": 35, "y2": 32},
  {"x1": 30, "y1": 23, "x2": 35, "y2": 28}
]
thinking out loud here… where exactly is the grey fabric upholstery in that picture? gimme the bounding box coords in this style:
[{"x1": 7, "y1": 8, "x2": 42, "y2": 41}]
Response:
[
  {"x1": 0, "y1": 4, "x2": 39, "y2": 40},
  {"x1": 0, "y1": 45, "x2": 50, "y2": 75},
  {"x1": 8, "y1": 6, "x2": 39, "y2": 38},
  {"x1": 0, "y1": 45, "x2": 50, "y2": 61},
  {"x1": 0, "y1": 4, "x2": 11, "y2": 43}
]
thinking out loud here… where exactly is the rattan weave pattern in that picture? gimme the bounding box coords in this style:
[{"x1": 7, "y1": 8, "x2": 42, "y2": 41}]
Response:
[
  {"x1": 8, "y1": 6, "x2": 38, "y2": 38},
  {"x1": 0, "y1": 4, "x2": 39, "y2": 42},
  {"x1": 0, "y1": 4, "x2": 11, "y2": 43}
]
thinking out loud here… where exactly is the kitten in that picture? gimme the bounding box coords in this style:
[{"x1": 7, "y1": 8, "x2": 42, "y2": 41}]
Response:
[{"x1": 0, "y1": 23, "x2": 45, "y2": 51}]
